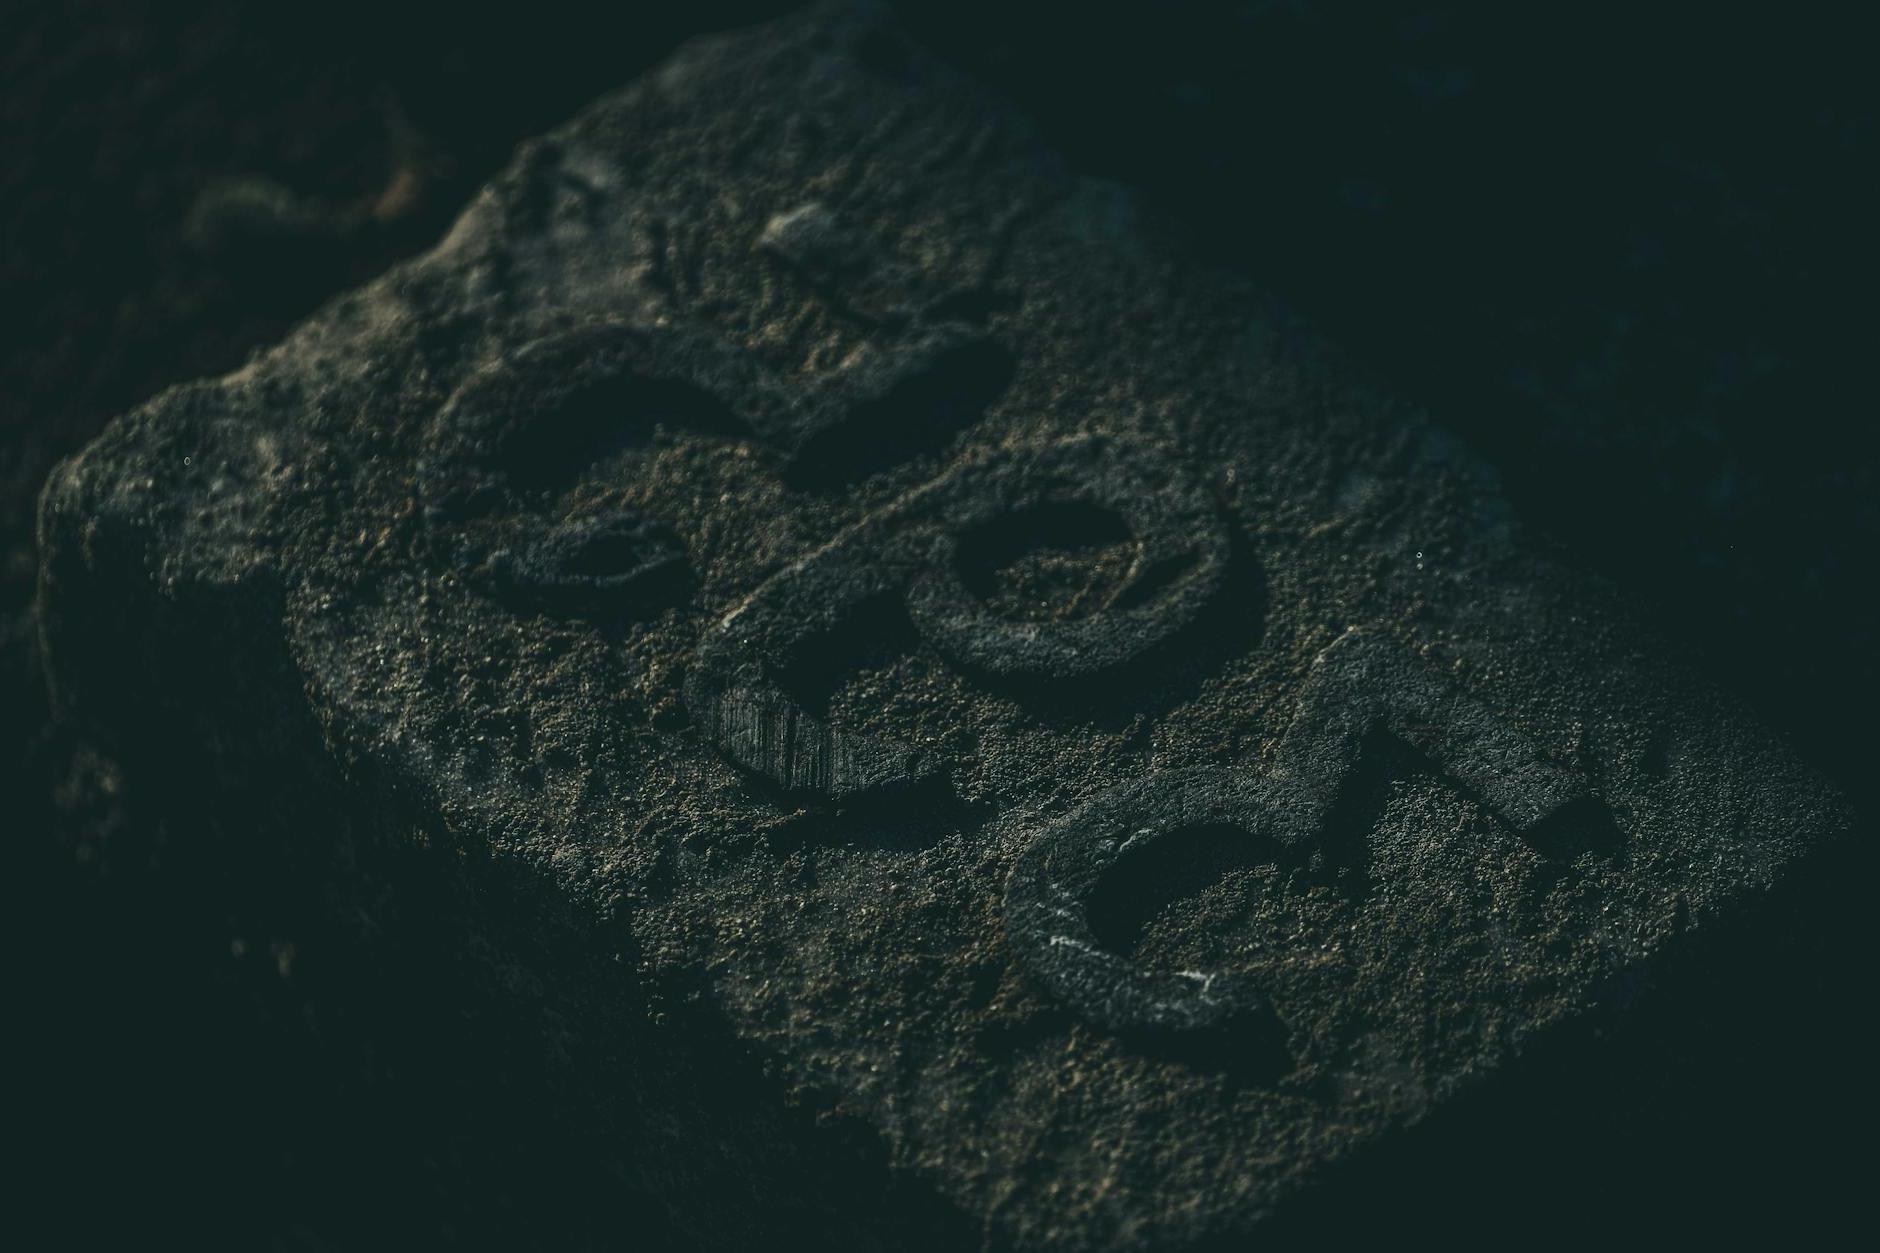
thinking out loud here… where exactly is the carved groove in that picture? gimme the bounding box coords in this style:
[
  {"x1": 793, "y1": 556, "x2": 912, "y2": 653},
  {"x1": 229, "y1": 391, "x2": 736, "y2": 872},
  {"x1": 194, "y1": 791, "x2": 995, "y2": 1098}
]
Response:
[
  {"x1": 686, "y1": 435, "x2": 1233, "y2": 801},
  {"x1": 1002, "y1": 628, "x2": 1622, "y2": 1037}
]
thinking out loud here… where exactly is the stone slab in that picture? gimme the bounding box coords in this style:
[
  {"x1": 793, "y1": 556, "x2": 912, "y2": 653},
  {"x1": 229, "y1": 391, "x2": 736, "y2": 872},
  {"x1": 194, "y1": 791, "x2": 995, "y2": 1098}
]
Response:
[{"x1": 37, "y1": 4, "x2": 1849, "y2": 1248}]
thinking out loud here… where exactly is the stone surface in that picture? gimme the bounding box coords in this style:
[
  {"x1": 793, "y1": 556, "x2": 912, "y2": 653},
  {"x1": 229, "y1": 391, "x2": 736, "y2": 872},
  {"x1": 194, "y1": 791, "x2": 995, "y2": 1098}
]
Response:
[{"x1": 36, "y1": 4, "x2": 1850, "y2": 1249}]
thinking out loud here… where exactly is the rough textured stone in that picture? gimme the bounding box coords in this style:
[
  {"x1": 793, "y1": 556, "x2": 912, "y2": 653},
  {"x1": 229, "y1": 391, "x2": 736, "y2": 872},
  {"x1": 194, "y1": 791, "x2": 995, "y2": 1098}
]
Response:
[{"x1": 36, "y1": 4, "x2": 1850, "y2": 1249}]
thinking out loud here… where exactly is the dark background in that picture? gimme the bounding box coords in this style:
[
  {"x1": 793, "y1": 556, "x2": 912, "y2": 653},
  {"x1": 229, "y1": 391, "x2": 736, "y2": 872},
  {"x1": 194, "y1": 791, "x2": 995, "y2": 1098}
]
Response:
[{"x1": 5, "y1": 2, "x2": 1872, "y2": 1246}]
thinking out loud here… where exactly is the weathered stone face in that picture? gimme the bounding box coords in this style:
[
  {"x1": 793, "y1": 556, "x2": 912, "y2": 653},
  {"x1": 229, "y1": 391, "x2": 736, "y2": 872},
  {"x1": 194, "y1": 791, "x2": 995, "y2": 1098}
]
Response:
[{"x1": 36, "y1": 4, "x2": 1849, "y2": 1249}]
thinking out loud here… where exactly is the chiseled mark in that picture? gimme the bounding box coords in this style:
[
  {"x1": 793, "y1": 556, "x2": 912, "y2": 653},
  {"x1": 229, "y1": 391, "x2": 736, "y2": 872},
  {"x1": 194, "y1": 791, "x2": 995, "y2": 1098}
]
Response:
[
  {"x1": 1003, "y1": 627, "x2": 1613, "y2": 1037},
  {"x1": 481, "y1": 508, "x2": 689, "y2": 620},
  {"x1": 693, "y1": 684, "x2": 936, "y2": 802},
  {"x1": 1269, "y1": 627, "x2": 1589, "y2": 839},
  {"x1": 687, "y1": 434, "x2": 1231, "y2": 804}
]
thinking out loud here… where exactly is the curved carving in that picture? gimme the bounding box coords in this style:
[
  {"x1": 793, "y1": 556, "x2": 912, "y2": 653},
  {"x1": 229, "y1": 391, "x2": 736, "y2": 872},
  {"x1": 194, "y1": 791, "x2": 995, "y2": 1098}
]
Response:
[
  {"x1": 1003, "y1": 629, "x2": 1608, "y2": 1034},
  {"x1": 903, "y1": 436, "x2": 1229, "y2": 679},
  {"x1": 686, "y1": 434, "x2": 1233, "y2": 799},
  {"x1": 485, "y1": 509, "x2": 690, "y2": 619},
  {"x1": 1003, "y1": 769, "x2": 1296, "y2": 1034},
  {"x1": 419, "y1": 310, "x2": 1014, "y2": 630},
  {"x1": 418, "y1": 321, "x2": 767, "y2": 520}
]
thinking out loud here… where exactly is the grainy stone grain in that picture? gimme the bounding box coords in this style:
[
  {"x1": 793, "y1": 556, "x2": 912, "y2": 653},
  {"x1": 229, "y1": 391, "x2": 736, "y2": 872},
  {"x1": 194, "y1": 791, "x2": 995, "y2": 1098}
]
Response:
[{"x1": 37, "y1": 5, "x2": 1850, "y2": 1249}]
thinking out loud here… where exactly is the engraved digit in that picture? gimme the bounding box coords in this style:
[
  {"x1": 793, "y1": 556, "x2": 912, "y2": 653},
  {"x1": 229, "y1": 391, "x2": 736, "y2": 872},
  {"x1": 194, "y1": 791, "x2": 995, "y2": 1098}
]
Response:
[
  {"x1": 1003, "y1": 628, "x2": 1609, "y2": 1035},
  {"x1": 687, "y1": 435, "x2": 1231, "y2": 798}
]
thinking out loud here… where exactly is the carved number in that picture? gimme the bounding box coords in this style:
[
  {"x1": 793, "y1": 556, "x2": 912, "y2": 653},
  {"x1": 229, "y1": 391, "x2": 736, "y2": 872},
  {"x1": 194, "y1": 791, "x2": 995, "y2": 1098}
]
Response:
[
  {"x1": 420, "y1": 312, "x2": 1011, "y2": 620},
  {"x1": 1001, "y1": 628, "x2": 1597, "y2": 1033},
  {"x1": 683, "y1": 434, "x2": 1232, "y2": 799}
]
